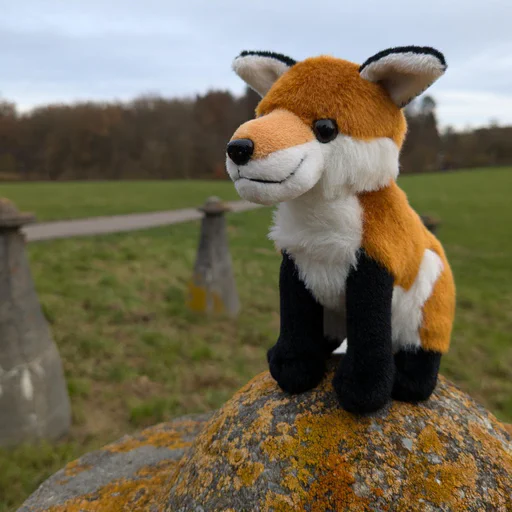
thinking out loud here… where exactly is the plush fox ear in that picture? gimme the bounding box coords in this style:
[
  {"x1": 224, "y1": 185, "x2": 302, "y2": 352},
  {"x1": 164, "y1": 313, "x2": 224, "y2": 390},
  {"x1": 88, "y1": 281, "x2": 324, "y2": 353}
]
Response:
[
  {"x1": 233, "y1": 51, "x2": 296, "y2": 97},
  {"x1": 360, "y1": 46, "x2": 447, "y2": 108}
]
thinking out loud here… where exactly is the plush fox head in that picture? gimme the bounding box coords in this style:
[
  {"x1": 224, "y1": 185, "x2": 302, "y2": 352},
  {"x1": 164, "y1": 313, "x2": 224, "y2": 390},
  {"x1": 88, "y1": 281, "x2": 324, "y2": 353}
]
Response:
[{"x1": 226, "y1": 46, "x2": 446, "y2": 205}]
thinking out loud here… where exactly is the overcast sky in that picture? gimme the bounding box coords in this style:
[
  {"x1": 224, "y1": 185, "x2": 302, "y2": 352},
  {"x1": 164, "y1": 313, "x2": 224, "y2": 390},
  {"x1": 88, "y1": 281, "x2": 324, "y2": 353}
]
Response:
[{"x1": 2, "y1": 0, "x2": 512, "y2": 129}]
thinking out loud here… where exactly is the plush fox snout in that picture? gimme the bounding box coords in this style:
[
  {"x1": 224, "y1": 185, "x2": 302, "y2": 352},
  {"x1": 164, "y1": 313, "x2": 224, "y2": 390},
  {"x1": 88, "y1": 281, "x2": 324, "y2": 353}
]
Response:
[
  {"x1": 226, "y1": 139, "x2": 254, "y2": 166},
  {"x1": 225, "y1": 109, "x2": 323, "y2": 205},
  {"x1": 228, "y1": 109, "x2": 314, "y2": 162}
]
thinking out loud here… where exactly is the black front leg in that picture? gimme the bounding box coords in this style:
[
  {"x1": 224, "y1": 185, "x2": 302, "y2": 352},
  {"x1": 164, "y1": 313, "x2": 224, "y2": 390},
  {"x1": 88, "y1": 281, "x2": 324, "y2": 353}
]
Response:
[
  {"x1": 268, "y1": 252, "x2": 333, "y2": 394},
  {"x1": 333, "y1": 250, "x2": 395, "y2": 414}
]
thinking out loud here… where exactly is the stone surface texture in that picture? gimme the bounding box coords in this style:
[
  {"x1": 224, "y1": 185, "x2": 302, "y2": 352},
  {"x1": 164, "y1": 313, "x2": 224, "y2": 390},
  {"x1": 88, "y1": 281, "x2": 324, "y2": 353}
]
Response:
[
  {"x1": 0, "y1": 199, "x2": 70, "y2": 446},
  {"x1": 19, "y1": 360, "x2": 511, "y2": 511},
  {"x1": 168, "y1": 359, "x2": 511, "y2": 511},
  {"x1": 18, "y1": 413, "x2": 212, "y2": 511}
]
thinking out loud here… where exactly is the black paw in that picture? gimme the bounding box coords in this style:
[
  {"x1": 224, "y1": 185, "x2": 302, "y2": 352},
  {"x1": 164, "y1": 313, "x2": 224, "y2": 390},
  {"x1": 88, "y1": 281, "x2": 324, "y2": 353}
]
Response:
[
  {"x1": 392, "y1": 373, "x2": 437, "y2": 403},
  {"x1": 267, "y1": 345, "x2": 326, "y2": 394},
  {"x1": 333, "y1": 357, "x2": 393, "y2": 414},
  {"x1": 392, "y1": 348, "x2": 441, "y2": 403}
]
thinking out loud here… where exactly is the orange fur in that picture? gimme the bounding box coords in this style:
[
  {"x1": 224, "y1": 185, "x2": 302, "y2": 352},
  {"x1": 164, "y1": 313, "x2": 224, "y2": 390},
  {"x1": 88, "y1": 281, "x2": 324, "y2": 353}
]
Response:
[
  {"x1": 256, "y1": 56, "x2": 407, "y2": 147},
  {"x1": 419, "y1": 237, "x2": 456, "y2": 353},
  {"x1": 359, "y1": 182, "x2": 455, "y2": 353},
  {"x1": 231, "y1": 109, "x2": 313, "y2": 159},
  {"x1": 358, "y1": 182, "x2": 427, "y2": 290}
]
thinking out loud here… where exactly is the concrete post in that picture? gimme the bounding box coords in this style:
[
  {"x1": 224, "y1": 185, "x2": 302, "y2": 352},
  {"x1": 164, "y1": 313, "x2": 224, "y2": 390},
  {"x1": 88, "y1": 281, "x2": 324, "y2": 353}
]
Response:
[
  {"x1": 187, "y1": 197, "x2": 240, "y2": 317},
  {"x1": 0, "y1": 199, "x2": 71, "y2": 446},
  {"x1": 420, "y1": 215, "x2": 441, "y2": 235}
]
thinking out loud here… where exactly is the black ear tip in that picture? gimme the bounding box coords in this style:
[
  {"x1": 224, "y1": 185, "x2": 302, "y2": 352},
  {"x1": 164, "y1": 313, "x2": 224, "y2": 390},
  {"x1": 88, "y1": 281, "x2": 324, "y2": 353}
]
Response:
[
  {"x1": 360, "y1": 45, "x2": 447, "y2": 72},
  {"x1": 417, "y1": 46, "x2": 447, "y2": 67},
  {"x1": 234, "y1": 50, "x2": 297, "y2": 67}
]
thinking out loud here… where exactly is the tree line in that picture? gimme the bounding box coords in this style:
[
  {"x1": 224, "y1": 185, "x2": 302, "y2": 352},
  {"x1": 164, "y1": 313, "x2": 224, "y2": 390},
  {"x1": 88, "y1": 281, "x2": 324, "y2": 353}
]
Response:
[{"x1": 0, "y1": 90, "x2": 510, "y2": 181}]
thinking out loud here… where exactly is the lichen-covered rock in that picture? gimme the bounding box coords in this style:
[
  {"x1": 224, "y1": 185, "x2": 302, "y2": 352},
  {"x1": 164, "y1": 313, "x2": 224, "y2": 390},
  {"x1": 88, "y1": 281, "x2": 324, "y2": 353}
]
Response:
[
  {"x1": 19, "y1": 360, "x2": 512, "y2": 512},
  {"x1": 168, "y1": 358, "x2": 512, "y2": 511},
  {"x1": 18, "y1": 413, "x2": 211, "y2": 512}
]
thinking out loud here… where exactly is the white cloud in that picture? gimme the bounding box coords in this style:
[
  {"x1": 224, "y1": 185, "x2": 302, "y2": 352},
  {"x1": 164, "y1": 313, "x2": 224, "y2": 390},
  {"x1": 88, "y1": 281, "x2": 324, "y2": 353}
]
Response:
[
  {"x1": 436, "y1": 90, "x2": 512, "y2": 130},
  {"x1": 2, "y1": 0, "x2": 512, "y2": 128}
]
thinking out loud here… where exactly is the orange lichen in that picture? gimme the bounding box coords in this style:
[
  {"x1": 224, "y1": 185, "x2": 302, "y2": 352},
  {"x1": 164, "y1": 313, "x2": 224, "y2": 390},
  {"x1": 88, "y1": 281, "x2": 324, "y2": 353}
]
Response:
[
  {"x1": 106, "y1": 419, "x2": 199, "y2": 453},
  {"x1": 243, "y1": 397, "x2": 289, "y2": 443},
  {"x1": 187, "y1": 280, "x2": 225, "y2": 314},
  {"x1": 55, "y1": 460, "x2": 93, "y2": 486},
  {"x1": 198, "y1": 470, "x2": 214, "y2": 489},
  {"x1": 468, "y1": 421, "x2": 512, "y2": 475},
  {"x1": 486, "y1": 476, "x2": 512, "y2": 511},
  {"x1": 276, "y1": 422, "x2": 290, "y2": 435},
  {"x1": 263, "y1": 491, "x2": 297, "y2": 512},
  {"x1": 47, "y1": 459, "x2": 178, "y2": 512},
  {"x1": 21, "y1": 417, "x2": 212, "y2": 512},
  {"x1": 398, "y1": 453, "x2": 478, "y2": 511},
  {"x1": 167, "y1": 367, "x2": 512, "y2": 511},
  {"x1": 236, "y1": 461, "x2": 265, "y2": 489},
  {"x1": 260, "y1": 433, "x2": 295, "y2": 461},
  {"x1": 307, "y1": 454, "x2": 370, "y2": 512},
  {"x1": 239, "y1": 372, "x2": 281, "y2": 406},
  {"x1": 227, "y1": 447, "x2": 247, "y2": 466},
  {"x1": 63, "y1": 460, "x2": 92, "y2": 478},
  {"x1": 416, "y1": 424, "x2": 446, "y2": 455}
]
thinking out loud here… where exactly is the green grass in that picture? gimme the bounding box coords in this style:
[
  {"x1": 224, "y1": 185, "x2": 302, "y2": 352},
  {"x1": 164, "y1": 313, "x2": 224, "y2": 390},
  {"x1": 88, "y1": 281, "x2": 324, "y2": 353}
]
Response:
[
  {"x1": 0, "y1": 180, "x2": 239, "y2": 221},
  {"x1": 0, "y1": 167, "x2": 511, "y2": 511}
]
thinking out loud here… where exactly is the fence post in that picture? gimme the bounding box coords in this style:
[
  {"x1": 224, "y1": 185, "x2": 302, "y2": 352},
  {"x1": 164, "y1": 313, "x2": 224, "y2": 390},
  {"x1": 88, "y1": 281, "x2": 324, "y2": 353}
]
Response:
[
  {"x1": 0, "y1": 199, "x2": 71, "y2": 446},
  {"x1": 187, "y1": 197, "x2": 240, "y2": 317},
  {"x1": 420, "y1": 215, "x2": 441, "y2": 235}
]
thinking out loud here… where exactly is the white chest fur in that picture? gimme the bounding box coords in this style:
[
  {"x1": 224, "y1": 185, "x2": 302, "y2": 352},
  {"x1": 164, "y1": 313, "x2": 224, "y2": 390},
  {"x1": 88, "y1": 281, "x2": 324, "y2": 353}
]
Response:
[{"x1": 268, "y1": 190, "x2": 363, "y2": 311}]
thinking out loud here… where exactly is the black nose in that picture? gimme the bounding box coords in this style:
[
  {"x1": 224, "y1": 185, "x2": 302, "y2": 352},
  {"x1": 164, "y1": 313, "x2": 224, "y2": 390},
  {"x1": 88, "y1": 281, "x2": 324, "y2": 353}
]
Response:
[{"x1": 227, "y1": 139, "x2": 254, "y2": 166}]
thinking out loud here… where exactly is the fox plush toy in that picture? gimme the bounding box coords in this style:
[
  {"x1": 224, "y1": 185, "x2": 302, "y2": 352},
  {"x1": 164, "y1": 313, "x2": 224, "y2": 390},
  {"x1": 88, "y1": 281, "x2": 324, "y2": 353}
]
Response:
[{"x1": 225, "y1": 46, "x2": 455, "y2": 414}]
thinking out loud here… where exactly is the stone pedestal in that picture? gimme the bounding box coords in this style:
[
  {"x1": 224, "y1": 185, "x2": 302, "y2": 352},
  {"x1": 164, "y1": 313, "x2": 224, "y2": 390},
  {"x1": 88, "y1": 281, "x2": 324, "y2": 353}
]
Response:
[
  {"x1": 187, "y1": 197, "x2": 240, "y2": 317},
  {"x1": 0, "y1": 199, "x2": 71, "y2": 446}
]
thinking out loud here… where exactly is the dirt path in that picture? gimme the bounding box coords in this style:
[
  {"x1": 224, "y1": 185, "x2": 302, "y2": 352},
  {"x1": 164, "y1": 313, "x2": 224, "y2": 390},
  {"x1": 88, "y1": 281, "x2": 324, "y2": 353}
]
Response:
[{"x1": 23, "y1": 200, "x2": 262, "y2": 242}]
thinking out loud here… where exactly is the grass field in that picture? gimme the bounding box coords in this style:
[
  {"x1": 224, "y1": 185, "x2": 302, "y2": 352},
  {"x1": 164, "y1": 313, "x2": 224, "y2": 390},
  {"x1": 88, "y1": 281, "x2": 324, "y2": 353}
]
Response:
[
  {"x1": 0, "y1": 180, "x2": 240, "y2": 221},
  {"x1": 0, "y1": 168, "x2": 511, "y2": 511}
]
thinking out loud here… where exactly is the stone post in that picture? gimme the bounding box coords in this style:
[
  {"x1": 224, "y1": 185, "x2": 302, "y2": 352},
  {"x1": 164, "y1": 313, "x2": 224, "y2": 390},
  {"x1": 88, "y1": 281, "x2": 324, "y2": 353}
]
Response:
[
  {"x1": 420, "y1": 215, "x2": 441, "y2": 235},
  {"x1": 0, "y1": 199, "x2": 71, "y2": 446},
  {"x1": 187, "y1": 197, "x2": 240, "y2": 317}
]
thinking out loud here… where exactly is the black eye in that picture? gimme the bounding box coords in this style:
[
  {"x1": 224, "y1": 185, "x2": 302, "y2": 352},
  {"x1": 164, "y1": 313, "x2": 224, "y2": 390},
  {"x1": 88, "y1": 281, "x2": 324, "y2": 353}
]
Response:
[{"x1": 313, "y1": 119, "x2": 338, "y2": 143}]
